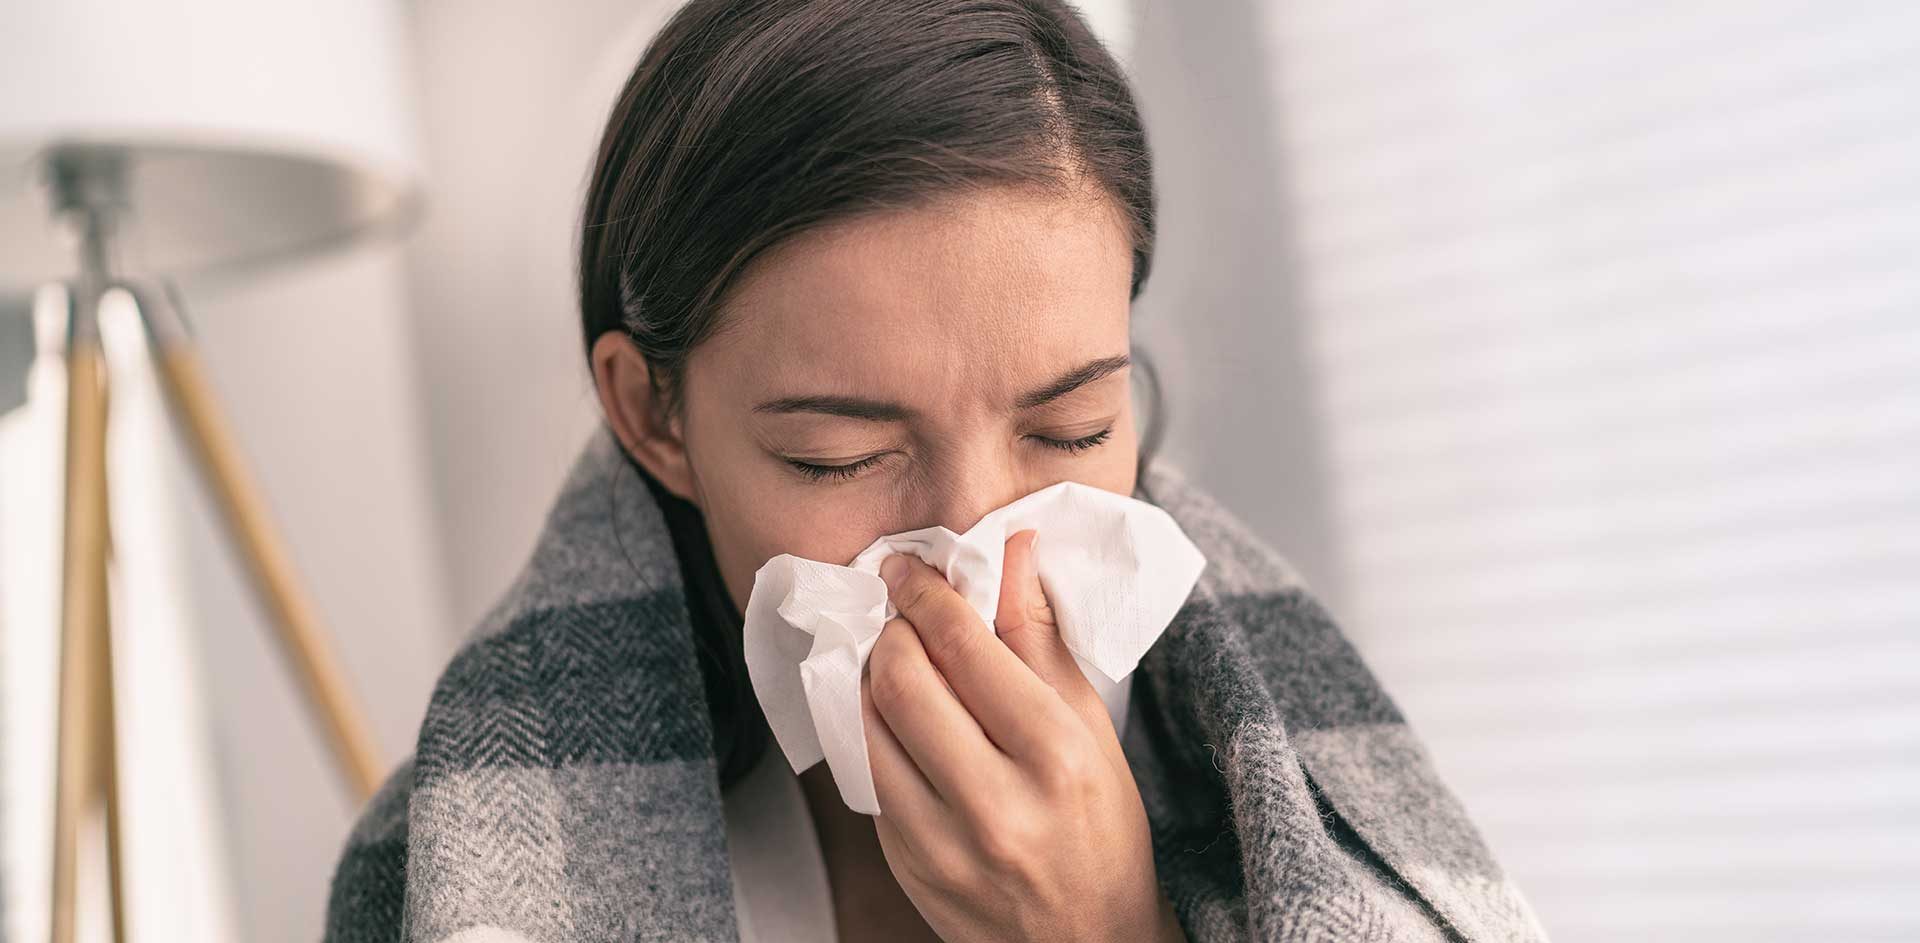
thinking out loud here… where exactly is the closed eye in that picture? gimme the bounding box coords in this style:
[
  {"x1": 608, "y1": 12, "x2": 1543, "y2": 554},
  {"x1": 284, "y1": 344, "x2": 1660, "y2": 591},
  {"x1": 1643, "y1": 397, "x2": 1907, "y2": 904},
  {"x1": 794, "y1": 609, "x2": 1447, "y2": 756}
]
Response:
[
  {"x1": 1028, "y1": 425, "x2": 1114, "y2": 455},
  {"x1": 785, "y1": 453, "x2": 889, "y2": 482},
  {"x1": 782, "y1": 424, "x2": 1115, "y2": 484}
]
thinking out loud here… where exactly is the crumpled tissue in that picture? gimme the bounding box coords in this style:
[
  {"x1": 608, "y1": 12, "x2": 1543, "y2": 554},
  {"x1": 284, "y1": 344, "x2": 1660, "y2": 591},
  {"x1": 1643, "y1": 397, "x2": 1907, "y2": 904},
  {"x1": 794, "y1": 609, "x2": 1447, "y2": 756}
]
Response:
[{"x1": 741, "y1": 479, "x2": 1207, "y2": 815}]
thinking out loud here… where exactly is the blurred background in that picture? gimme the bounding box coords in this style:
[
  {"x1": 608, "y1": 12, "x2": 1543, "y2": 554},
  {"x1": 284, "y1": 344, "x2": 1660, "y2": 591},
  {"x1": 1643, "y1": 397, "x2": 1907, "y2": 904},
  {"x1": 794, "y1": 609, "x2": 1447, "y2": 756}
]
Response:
[{"x1": 2, "y1": 1, "x2": 1916, "y2": 940}]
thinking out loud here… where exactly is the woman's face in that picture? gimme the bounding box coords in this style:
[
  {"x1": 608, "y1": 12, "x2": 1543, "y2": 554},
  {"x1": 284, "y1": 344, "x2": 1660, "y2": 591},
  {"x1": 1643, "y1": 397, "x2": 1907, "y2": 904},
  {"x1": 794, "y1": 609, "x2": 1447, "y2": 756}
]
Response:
[{"x1": 601, "y1": 183, "x2": 1139, "y2": 614}]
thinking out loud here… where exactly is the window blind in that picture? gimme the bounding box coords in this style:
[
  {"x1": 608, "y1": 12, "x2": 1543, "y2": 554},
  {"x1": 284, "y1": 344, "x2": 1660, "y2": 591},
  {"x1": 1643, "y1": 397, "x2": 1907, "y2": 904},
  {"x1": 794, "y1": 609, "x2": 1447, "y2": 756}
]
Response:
[{"x1": 1257, "y1": 2, "x2": 1920, "y2": 939}]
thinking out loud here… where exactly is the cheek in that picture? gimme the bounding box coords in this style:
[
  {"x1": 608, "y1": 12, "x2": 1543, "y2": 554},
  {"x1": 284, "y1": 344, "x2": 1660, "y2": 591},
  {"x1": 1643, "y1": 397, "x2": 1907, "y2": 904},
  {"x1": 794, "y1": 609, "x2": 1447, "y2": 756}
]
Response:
[
  {"x1": 700, "y1": 478, "x2": 898, "y2": 613},
  {"x1": 1068, "y1": 399, "x2": 1143, "y2": 496},
  {"x1": 680, "y1": 407, "x2": 900, "y2": 610}
]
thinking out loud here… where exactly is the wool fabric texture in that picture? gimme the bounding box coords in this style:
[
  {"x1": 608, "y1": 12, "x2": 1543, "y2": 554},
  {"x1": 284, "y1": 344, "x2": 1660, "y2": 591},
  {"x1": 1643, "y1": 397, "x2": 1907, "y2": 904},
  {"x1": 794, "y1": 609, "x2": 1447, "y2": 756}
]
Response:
[{"x1": 322, "y1": 424, "x2": 1551, "y2": 942}]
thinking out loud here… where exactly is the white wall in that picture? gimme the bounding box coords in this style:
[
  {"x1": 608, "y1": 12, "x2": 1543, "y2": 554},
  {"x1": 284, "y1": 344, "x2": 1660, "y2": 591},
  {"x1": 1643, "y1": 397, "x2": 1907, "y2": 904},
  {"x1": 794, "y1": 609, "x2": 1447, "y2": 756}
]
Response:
[
  {"x1": 403, "y1": 0, "x2": 676, "y2": 632},
  {"x1": 178, "y1": 243, "x2": 453, "y2": 942},
  {"x1": 1125, "y1": 0, "x2": 1348, "y2": 606}
]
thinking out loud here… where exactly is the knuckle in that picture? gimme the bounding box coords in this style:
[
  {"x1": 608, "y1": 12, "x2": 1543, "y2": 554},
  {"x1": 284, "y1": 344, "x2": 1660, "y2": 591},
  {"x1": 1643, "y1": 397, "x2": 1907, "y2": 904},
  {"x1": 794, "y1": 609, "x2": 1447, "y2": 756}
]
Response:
[
  {"x1": 992, "y1": 615, "x2": 1045, "y2": 651},
  {"x1": 920, "y1": 616, "x2": 982, "y2": 668},
  {"x1": 892, "y1": 568, "x2": 943, "y2": 614},
  {"x1": 1000, "y1": 599, "x2": 1056, "y2": 641},
  {"x1": 915, "y1": 841, "x2": 976, "y2": 889},
  {"x1": 973, "y1": 819, "x2": 1031, "y2": 875},
  {"x1": 866, "y1": 652, "x2": 918, "y2": 713},
  {"x1": 1033, "y1": 741, "x2": 1096, "y2": 794}
]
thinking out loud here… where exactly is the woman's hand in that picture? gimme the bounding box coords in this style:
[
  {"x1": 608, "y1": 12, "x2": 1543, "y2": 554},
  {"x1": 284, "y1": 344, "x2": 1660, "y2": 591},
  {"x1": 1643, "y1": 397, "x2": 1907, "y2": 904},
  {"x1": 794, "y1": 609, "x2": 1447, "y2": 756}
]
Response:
[{"x1": 860, "y1": 528, "x2": 1188, "y2": 943}]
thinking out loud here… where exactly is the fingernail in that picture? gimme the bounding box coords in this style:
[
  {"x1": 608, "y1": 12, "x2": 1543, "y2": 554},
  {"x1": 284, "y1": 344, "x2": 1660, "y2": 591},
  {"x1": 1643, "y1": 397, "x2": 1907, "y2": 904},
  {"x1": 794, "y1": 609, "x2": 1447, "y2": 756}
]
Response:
[{"x1": 881, "y1": 554, "x2": 908, "y2": 590}]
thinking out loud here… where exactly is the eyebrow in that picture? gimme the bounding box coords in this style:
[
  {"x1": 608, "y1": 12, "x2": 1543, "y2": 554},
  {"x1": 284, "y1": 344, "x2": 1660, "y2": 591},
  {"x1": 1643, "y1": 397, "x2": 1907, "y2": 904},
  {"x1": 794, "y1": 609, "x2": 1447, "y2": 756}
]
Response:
[{"x1": 751, "y1": 353, "x2": 1131, "y2": 420}]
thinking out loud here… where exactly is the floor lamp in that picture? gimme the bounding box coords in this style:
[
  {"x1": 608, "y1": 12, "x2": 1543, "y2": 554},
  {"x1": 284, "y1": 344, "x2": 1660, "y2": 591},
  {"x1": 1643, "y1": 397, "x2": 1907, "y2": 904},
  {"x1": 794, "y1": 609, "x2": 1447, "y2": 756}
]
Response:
[{"x1": 0, "y1": 2, "x2": 423, "y2": 940}]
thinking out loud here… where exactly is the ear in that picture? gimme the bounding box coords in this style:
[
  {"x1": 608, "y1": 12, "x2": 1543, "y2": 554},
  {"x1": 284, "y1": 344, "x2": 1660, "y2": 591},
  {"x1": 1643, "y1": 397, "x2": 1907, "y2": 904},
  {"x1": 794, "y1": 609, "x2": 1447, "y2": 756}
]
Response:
[{"x1": 590, "y1": 330, "x2": 700, "y2": 505}]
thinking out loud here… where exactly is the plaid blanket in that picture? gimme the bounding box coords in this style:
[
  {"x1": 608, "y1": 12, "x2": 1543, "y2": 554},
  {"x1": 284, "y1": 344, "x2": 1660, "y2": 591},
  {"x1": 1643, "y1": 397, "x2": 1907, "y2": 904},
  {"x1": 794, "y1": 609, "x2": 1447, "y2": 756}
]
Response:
[{"x1": 323, "y1": 425, "x2": 1551, "y2": 941}]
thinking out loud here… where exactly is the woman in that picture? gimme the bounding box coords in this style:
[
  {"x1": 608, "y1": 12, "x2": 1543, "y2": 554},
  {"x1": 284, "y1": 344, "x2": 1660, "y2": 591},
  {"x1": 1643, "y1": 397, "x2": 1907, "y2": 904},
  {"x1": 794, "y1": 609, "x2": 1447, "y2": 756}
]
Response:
[{"x1": 324, "y1": 1, "x2": 1550, "y2": 941}]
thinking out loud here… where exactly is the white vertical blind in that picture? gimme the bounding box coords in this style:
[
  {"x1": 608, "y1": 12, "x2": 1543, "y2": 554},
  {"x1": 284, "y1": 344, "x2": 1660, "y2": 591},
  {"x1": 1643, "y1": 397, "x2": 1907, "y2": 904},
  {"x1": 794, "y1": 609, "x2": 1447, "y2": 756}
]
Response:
[
  {"x1": 0, "y1": 293, "x2": 67, "y2": 943},
  {"x1": 0, "y1": 290, "x2": 244, "y2": 943},
  {"x1": 98, "y1": 292, "x2": 246, "y2": 943},
  {"x1": 1257, "y1": 2, "x2": 1920, "y2": 940}
]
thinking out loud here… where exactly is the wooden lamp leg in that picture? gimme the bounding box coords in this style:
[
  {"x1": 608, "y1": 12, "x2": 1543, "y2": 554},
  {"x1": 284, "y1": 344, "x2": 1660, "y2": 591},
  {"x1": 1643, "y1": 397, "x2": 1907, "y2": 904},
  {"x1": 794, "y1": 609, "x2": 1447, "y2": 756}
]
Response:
[
  {"x1": 126, "y1": 283, "x2": 384, "y2": 801},
  {"x1": 97, "y1": 476, "x2": 128, "y2": 943},
  {"x1": 51, "y1": 285, "x2": 127, "y2": 943}
]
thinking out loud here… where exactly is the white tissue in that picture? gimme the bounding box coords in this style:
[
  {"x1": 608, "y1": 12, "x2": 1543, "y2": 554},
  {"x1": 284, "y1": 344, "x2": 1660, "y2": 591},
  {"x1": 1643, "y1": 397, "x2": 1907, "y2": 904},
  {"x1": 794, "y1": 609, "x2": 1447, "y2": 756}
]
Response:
[{"x1": 741, "y1": 480, "x2": 1207, "y2": 815}]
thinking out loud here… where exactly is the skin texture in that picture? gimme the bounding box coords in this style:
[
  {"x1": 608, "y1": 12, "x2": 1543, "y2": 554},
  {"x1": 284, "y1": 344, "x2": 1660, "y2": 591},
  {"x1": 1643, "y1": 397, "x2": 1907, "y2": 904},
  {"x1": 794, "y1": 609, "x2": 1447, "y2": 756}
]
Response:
[{"x1": 591, "y1": 181, "x2": 1185, "y2": 942}]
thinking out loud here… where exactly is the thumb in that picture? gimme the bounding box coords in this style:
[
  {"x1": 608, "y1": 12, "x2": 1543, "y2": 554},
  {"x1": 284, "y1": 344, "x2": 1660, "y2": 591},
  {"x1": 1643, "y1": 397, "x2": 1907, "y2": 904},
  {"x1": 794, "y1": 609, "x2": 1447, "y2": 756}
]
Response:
[
  {"x1": 995, "y1": 528, "x2": 1057, "y2": 647},
  {"x1": 995, "y1": 529, "x2": 1099, "y2": 712}
]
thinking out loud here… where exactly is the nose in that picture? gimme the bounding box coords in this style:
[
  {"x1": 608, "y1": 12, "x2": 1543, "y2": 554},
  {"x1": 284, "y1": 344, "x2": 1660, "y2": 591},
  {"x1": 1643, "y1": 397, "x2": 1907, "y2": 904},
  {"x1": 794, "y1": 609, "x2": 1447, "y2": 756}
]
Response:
[{"x1": 921, "y1": 458, "x2": 1029, "y2": 536}]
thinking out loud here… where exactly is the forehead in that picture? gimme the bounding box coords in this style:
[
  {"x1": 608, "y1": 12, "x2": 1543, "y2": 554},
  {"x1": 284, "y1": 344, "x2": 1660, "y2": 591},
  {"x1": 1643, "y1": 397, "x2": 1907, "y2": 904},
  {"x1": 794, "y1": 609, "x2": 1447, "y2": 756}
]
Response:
[{"x1": 697, "y1": 185, "x2": 1134, "y2": 406}]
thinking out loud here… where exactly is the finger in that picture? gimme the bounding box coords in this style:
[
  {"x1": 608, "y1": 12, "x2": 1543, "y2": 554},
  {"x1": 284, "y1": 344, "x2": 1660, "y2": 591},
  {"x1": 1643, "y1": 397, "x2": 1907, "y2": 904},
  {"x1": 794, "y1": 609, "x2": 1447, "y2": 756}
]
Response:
[
  {"x1": 867, "y1": 611, "x2": 1019, "y2": 813},
  {"x1": 993, "y1": 529, "x2": 1076, "y2": 677},
  {"x1": 994, "y1": 528, "x2": 1110, "y2": 734},
  {"x1": 880, "y1": 553, "x2": 1077, "y2": 762},
  {"x1": 861, "y1": 650, "x2": 945, "y2": 824}
]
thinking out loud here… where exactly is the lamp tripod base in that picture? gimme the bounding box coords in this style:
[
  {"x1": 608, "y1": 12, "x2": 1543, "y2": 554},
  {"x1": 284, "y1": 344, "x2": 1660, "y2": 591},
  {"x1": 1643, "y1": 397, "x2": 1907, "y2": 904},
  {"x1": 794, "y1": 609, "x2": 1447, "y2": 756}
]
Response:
[{"x1": 45, "y1": 152, "x2": 383, "y2": 943}]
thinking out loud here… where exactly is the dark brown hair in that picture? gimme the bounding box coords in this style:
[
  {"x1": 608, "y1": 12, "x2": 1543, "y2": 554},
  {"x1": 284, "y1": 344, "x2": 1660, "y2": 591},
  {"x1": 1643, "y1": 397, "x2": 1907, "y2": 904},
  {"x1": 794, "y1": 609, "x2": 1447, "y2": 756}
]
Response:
[{"x1": 580, "y1": 0, "x2": 1162, "y2": 791}]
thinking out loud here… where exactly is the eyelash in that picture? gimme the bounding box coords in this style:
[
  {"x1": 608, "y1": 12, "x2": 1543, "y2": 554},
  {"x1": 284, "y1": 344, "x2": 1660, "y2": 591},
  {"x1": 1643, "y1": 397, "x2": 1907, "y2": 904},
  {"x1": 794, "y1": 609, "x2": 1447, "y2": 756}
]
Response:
[{"x1": 785, "y1": 425, "x2": 1115, "y2": 482}]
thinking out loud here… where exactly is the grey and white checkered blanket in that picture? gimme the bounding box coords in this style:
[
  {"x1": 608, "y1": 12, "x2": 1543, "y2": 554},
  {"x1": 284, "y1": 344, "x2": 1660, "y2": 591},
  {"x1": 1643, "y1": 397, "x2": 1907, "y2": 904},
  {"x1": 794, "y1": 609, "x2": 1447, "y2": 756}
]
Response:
[{"x1": 322, "y1": 425, "x2": 1551, "y2": 941}]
